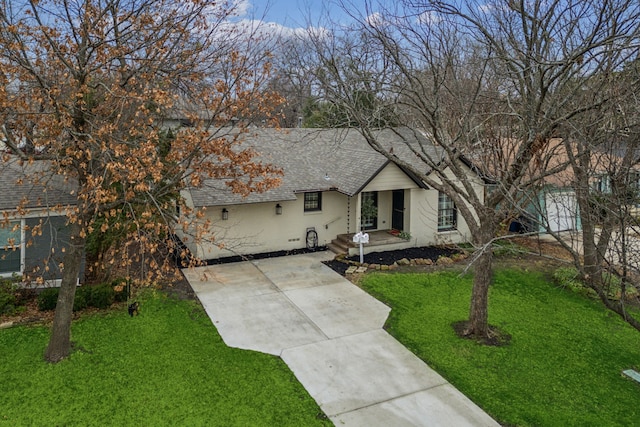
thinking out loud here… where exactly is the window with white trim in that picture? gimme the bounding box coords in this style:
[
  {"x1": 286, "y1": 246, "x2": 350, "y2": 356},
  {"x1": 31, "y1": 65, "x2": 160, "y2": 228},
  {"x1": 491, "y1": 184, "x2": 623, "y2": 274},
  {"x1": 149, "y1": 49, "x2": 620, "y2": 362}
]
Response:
[
  {"x1": 0, "y1": 220, "x2": 22, "y2": 276},
  {"x1": 438, "y1": 192, "x2": 457, "y2": 231},
  {"x1": 304, "y1": 192, "x2": 322, "y2": 212}
]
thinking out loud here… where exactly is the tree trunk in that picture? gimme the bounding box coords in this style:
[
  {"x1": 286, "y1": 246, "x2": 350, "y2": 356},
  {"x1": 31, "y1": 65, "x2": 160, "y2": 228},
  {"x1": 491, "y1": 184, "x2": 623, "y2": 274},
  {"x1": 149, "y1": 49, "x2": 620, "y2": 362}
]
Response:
[
  {"x1": 44, "y1": 222, "x2": 85, "y2": 363},
  {"x1": 465, "y1": 243, "x2": 493, "y2": 338}
]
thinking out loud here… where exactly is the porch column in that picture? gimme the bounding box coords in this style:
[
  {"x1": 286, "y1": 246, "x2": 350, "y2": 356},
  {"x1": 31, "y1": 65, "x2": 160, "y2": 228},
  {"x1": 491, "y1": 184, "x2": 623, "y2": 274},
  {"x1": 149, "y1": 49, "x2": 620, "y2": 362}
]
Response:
[{"x1": 355, "y1": 194, "x2": 362, "y2": 232}]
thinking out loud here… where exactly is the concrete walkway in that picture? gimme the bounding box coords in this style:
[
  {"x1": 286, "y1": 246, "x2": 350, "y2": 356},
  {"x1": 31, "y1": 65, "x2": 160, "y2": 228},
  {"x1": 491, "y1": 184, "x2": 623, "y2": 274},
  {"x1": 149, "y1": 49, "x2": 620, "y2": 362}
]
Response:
[{"x1": 183, "y1": 251, "x2": 499, "y2": 426}]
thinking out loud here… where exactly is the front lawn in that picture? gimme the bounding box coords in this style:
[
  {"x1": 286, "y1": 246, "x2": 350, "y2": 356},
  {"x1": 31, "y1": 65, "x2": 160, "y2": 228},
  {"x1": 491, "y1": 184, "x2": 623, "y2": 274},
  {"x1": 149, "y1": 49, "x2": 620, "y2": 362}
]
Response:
[
  {"x1": 0, "y1": 292, "x2": 330, "y2": 426},
  {"x1": 361, "y1": 269, "x2": 640, "y2": 427}
]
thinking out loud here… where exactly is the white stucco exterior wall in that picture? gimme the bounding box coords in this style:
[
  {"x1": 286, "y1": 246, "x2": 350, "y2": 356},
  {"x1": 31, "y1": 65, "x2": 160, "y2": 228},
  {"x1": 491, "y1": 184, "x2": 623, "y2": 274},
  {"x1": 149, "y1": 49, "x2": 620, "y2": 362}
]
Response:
[
  {"x1": 179, "y1": 161, "x2": 484, "y2": 260},
  {"x1": 407, "y1": 165, "x2": 481, "y2": 246},
  {"x1": 183, "y1": 191, "x2": 350, "y2": 260}
]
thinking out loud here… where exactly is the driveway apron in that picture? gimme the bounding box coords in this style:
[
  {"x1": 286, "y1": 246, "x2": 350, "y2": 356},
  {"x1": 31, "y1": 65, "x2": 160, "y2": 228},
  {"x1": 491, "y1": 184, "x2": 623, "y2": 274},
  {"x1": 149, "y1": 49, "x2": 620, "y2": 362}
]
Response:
[{"x1": 183, "y1": 251, "x2": 499, "y2": 426}]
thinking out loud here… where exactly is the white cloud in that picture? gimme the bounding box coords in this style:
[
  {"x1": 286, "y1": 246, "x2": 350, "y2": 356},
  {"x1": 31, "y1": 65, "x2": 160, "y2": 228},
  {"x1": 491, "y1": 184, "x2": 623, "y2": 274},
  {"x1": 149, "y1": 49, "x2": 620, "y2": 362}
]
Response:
[
  {"x1": 366, "y1": 12, "x2": 386, "y2": 27},
  {"x1": 478, "y1": 3, "x2": 494, "y2": 14},
  {"x1": 230, "y1": 19, "x2": 289, "y2": 37},
  {"x1": 417, "y1": 11, "x2": 441, "y2": 25},
  {"x1": 478, "y1": 2, "x2": 514, "y2": 14},
  {"x1": 216, "y1": 17, "x2": 327, "y2": 41},
  {"x1": 211, "y1": 1, "x2": 329, "y2": 42},
  {"x1": 232, "y1": 0, "x2": 252, "y2": 17}
]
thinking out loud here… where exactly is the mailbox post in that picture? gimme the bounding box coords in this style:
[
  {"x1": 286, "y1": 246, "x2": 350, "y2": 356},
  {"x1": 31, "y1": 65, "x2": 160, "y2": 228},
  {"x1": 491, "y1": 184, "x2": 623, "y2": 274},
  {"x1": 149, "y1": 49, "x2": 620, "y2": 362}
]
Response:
[{"x1": 352, "y1": 231, "x2": 369, "y2": 264}]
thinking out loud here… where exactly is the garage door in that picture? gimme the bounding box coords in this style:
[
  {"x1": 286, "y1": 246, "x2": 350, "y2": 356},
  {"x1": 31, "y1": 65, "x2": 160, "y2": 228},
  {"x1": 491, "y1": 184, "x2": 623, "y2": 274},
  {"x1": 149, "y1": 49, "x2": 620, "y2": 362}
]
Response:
[{"x1": 546, "y1": 191, "x2": 576, "y2": 232}]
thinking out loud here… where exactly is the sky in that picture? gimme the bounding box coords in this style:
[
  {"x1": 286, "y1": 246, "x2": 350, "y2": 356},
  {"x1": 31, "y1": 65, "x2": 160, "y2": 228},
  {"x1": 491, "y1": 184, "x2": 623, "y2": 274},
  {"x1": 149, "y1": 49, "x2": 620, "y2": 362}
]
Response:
[{"x1": 235, "y1": 0, "x2": 372, "y2": 32}]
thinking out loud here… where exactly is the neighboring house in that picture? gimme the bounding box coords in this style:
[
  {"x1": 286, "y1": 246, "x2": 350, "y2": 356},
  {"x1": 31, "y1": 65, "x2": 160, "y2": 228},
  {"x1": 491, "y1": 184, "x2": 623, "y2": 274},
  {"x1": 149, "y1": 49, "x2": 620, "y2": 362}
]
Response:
[
  {"x1": 590, "y1": 142, "x2": 640, "y2": 193},
  {"x1": 509, "y1": 192, "x2": 579, "y2": 234},
  {"x1": 0, "y1": 158, "x2": 79, "y2": 284},
  {"x1": 179, "y1": 128, "x2": 486, "y2": 260},
  {"x1": 507, "y1": 139, "x2": 581, "y2": 234},
  {"x1": 520, "y1": 185, "x2": 580, "y2": 233},
  {"x1": 525, "y1": 142, "x2": 640, "y2": 234}
]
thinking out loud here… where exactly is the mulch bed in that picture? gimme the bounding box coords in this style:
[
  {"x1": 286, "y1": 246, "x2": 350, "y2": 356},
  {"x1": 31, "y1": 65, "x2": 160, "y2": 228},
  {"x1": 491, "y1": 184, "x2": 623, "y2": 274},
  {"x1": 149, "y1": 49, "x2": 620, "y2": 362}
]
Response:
[
  {"x1": 323, "y1": 246, "x2": 461, "y2": 276},
  {"x1": 203, "y1": 246, "x2": 329, "y2": 265},
  {"x1": 346, "y1": 246, "x2": 460, "y2": 265}
]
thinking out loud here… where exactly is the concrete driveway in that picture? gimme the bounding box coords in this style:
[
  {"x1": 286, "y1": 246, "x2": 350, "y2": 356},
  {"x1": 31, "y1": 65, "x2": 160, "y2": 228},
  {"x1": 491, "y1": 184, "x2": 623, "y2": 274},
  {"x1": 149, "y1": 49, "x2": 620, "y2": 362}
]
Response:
[{"x1": 183, "y1": 251, "x2": 499, "y2": 426}]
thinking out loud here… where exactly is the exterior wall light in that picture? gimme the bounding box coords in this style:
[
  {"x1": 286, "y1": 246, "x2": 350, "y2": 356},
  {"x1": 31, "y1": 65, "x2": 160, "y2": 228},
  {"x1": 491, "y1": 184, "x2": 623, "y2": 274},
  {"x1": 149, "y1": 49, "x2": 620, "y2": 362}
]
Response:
[
  {"x1": 222, "y1": 208, "x2": 229, "y2": 220},
  {"x1": 275, "y1": 204, "x2": 282, "y2": 215}
]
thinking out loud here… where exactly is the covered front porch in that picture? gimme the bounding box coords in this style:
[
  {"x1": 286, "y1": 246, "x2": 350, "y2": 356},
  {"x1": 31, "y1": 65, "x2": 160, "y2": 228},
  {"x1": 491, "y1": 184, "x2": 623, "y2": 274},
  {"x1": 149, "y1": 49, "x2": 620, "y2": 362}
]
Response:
[{"x1": 328, "y1": 230, "x2": 414, "y2": 256}]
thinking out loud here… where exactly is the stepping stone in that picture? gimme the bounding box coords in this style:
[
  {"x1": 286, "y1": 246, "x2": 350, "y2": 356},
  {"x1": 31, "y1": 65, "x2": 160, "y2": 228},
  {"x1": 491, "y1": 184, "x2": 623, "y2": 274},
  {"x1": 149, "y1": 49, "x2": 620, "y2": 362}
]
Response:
[{"x1": 623, "y1": 369, "x2": 640, "y2": 383}]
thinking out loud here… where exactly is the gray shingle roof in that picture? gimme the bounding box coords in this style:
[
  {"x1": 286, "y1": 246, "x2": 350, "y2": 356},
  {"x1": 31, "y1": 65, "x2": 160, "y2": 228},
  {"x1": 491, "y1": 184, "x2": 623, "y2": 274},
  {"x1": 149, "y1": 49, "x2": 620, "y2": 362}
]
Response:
[
  {"x1": 0, "y1": 157, "x2": 77, "y2": 211},
  {"x1": 187, "y1": 127, "x2": 441, "y2": 208},
  {"x1": 1, "y1": 128, "x2": 444, "y2": 211}
]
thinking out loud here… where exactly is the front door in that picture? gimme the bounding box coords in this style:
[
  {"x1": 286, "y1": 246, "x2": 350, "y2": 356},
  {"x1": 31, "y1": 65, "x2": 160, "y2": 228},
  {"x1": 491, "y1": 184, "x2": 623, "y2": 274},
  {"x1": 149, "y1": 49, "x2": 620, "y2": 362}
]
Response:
[
  {"x1": 361, "y1": 192, "x2": 378, "y2": 230},
  {"x1": 392, "y1": 190, "x2": 405, "y2": 230}
]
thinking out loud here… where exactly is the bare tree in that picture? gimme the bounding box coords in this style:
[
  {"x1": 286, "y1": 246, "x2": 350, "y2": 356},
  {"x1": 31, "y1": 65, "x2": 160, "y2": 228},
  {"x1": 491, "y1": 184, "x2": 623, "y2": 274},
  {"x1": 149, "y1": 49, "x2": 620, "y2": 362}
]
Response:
[
  {"x1": 550, "y1": 61, "x2": 640, "y2": 330},
  {"x1": 0, "y1": 0, "x2": 283, "y2": 362},
  {"x1": 303, "y1": 0, "x2": 640, "y2": 340},
  {"x1": 266, "y1": 38, "x2": 316, "y2": 127}
]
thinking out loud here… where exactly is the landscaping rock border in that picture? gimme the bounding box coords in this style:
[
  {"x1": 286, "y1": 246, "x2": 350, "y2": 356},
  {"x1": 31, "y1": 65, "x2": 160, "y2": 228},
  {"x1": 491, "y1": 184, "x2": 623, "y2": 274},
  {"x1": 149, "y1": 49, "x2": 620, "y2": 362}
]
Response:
[{"x1": 324, "y1": 246, "x2": 466, "y2": 276}]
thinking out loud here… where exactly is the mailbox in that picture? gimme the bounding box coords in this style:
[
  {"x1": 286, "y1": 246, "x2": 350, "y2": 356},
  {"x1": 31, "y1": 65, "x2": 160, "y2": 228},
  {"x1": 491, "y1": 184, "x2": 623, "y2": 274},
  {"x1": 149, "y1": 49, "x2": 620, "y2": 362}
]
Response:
[
  {"x1": 352, "y1": 231, "x2": 369, "y2": 264},
  {"x1": 352, "y1": 231, "x2": 369, "y2": 244}
]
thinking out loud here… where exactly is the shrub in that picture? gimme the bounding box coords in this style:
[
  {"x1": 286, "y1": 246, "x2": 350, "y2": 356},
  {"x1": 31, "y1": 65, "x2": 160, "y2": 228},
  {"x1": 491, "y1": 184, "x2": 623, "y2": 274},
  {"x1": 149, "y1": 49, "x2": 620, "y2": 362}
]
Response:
[
  {"x1": 73, "y1": 287, "x2": 91, "y2": 311},
  {"x1": 90, "y1": 284, "x2": 115, "y2": 309},
  {"x1": 552, "y1": 267, "x2": 585, "y2": 292},
  {"x1": 38, "y1": 286, "x2": 91, "y2": 312},
  {"x1": 0, "y1": 279, "x2": 18, "y2": 315},
  {"x1": 398, "y1": 231, "x2": 411, "y2": 240},
  {"x1": 493, "y1": 241, "x2": 521, "y2": 257},
  {"x1": 2, "y1": 287, "x2": 32, "y2": 316},
  {"x1": 552, "y1": 267, "x2": 638, "y2": 300},
  {"x1": 37, "y1": 288, "x2": 59, "y2": 311},
  {"x1": 14, "y1": 287, "x2": 34, "y2": 306},
  {"x1": 600, "y1": 272, "x2": 638, "y2": 300},
  {"x1": 0, "y1": 298, "x2": 16, "y2": 315},
  {"x1": 36, "y1": 282, "x2": 124, "y2": 312},
  {"x1": 111, "y1": 279, "x2": 129, "y2": 303}
]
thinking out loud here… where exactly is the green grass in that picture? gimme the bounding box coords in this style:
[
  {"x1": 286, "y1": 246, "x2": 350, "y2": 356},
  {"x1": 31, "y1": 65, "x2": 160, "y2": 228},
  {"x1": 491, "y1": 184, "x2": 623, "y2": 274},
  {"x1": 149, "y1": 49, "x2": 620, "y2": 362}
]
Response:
[
  {"x1": 361, "y1": 269, "x2": 640, "y2": 427},
  {"x1": 0, "y1": 292, "x2": 330, "y2": 426}
]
